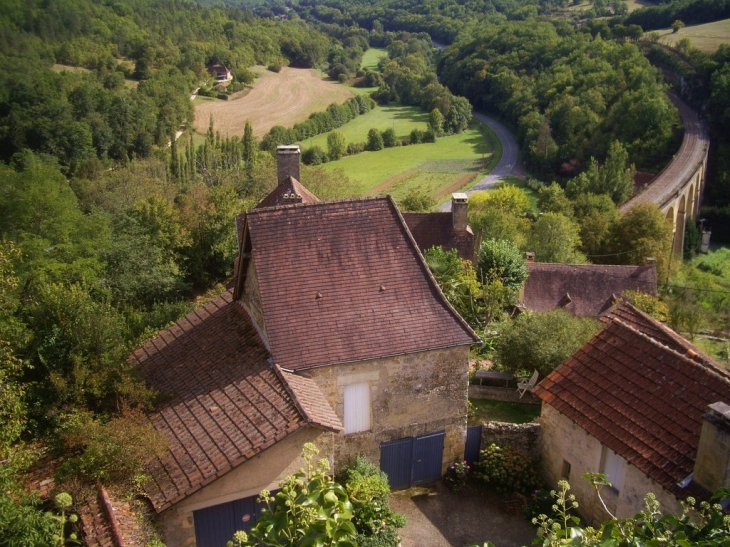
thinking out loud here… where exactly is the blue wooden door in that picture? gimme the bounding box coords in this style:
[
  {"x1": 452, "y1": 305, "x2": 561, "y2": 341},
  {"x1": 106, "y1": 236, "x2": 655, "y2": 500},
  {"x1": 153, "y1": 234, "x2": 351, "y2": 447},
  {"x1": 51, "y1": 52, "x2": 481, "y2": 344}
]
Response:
[
  {"x1": 465, "y1": 425, "x2": 482, "y2": 467},
  {"x1": 380, "y1": 437, "x2": 413, "y2": 490},
  {"x1": 380, "y1": 431, "x2": 445, "y2": 489},
  {"x1": 193, "y1": 494, "x2": 267, "y2": 547},
  {"x1": 412, "y1": 431, "x2": 445, "y2": 485}
]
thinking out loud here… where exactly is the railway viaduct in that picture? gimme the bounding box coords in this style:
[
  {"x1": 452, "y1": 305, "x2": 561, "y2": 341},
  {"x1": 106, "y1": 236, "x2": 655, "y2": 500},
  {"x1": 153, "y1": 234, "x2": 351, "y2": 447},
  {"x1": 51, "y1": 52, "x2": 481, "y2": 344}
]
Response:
[{"x1": 619, "y1": 93, "x2": 710, "y2": 255}]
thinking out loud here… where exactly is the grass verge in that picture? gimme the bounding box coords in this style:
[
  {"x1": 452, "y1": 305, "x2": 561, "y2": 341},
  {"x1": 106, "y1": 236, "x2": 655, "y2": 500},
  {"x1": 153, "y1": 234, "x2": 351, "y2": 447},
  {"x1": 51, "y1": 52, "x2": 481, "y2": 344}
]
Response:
[{"x1": 468, "y1": 398, "x2": 541, "y2": 426}]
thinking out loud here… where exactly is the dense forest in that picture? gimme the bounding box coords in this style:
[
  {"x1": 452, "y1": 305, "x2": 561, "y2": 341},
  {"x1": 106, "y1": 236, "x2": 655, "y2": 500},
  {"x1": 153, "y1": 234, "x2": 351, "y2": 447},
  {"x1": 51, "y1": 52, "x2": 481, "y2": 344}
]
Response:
[{"x1": 3, "y1": 0, "x2": 730, "y2": 543}]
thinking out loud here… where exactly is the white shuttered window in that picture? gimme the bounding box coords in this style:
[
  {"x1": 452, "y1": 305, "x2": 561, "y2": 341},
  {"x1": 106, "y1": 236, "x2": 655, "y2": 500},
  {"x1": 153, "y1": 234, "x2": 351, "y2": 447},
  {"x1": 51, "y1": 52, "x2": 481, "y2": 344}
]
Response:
[
  {"x1": 601, "y1": 447, "x2": 626, "y2": 492},
  {"x1": 344, "y1": 383, "x2": 371, "y2": 434}
]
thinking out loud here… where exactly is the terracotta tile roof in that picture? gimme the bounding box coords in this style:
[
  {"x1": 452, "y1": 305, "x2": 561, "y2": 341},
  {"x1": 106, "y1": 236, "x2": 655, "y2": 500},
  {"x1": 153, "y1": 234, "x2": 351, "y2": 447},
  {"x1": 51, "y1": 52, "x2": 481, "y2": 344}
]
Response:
[
  {"x1": 534, "y1": 318, "x2": 730, "y2": 495},
  {"x1": 522, "y1": 262, "x2": 657, "y2": 316},
  {"x1": 602, "y1": 301, "x2": 716, "y2": 366},
  {"x1": 131, "y1": 291, "x2": 337, "y2": 512},
  {"x1": 276, "y1": 366, "x2": 343, "y2": 432},
  {"x1": 256, "y1": 176, "x2": 320, "y2": 209},
  {"x1": 81, "y1": 487, "x2": 147, "y2": 547},
  {"x1": 402, "y1": 212, "x2": 475, "y2": 262},
  {"x1": 240, "y1": 197, "x2": 479, "y2": 371}
]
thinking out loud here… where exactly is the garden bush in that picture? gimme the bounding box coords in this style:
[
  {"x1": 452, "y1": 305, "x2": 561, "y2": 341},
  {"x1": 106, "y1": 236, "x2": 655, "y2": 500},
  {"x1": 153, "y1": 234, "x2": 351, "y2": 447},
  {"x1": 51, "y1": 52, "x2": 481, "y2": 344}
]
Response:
[
  {"x1": 338, "y1": 455, "x2": 406, "y2": 547},
  {"x1": 472, "y1": 444, "x2": 540, "y2": 495}
]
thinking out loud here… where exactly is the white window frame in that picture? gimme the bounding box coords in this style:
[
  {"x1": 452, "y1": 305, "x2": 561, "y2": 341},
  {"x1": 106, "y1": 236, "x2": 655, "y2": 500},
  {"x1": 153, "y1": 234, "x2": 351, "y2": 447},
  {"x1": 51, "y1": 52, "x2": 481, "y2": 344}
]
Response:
[
  {"x1": 343, "y1": 382, "x2": 371, "y2": 434},
  {"x1": 600, "y1": 446, "x2": 626, "y2": 492}
]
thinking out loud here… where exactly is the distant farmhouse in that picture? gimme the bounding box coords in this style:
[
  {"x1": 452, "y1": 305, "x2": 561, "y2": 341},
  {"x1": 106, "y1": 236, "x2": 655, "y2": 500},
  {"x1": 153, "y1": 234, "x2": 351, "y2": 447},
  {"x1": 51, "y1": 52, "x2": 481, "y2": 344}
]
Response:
[
  {"x1": 535, "y1": 301, "x2": 730, "y2": 524},
  {"x1": 131, "y1": 146, "x2": 480, "y2": 547},
  {"x1": 206, "y1": 63, "x2": 232, "y2": 82}
]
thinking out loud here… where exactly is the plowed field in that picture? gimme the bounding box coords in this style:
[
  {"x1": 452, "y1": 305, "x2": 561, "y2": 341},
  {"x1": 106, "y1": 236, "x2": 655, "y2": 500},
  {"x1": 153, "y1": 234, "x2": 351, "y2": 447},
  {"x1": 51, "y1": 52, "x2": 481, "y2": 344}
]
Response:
[{"x1": 194, "y1": 67, "x2": 354, "y2": 138}]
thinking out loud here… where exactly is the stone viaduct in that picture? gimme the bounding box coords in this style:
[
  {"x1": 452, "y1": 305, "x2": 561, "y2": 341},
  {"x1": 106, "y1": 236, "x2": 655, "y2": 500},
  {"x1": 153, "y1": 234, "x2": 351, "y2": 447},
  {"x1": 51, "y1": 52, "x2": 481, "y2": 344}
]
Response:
[{"x1": 619, "y1": 93, "x2": 710, "y2": 255}]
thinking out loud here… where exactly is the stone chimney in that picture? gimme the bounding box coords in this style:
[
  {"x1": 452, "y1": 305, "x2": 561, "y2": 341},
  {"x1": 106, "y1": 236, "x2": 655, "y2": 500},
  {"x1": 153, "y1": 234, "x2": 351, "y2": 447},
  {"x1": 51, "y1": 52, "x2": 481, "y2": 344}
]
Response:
[
  {"x1": 693, "y1": 402, "x2": 730, "y2": 493},
  {"x1": 525, "y1": 252, "x2": 535, "y2": 263},
  {"x1": 452, "y1": 193, "x2": 468, "y2": 232},
  {"x1": 646, "y1": 257, "x2": 656, "y2": 266},
  {"x1": 277, "y1": 145, "x2": 300, "y2": 185}
]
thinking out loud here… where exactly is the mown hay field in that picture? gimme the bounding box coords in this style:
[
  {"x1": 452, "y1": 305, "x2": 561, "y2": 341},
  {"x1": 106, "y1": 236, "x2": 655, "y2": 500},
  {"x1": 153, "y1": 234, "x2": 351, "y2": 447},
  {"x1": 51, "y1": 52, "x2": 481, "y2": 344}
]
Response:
[
  {"x1": 655, "y1": 19, "x2": 730, "y2": 52},
  {"x1": 193, "y1": 66, "x2": 354, "y2": 138}
]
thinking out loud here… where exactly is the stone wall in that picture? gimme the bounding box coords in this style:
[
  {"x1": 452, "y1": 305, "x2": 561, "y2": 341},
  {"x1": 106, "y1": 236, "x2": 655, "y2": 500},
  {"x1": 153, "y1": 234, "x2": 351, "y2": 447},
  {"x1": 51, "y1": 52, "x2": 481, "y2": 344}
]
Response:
[
  {"x1": 481, "y1": 421, "x2": 542, "y2": 460},
  {"x1": 307, "y1": 345, "x2": 470, "y2": 473},
  {"x1": 539, "y1": 404, "x2": 682, "y2": 525}
]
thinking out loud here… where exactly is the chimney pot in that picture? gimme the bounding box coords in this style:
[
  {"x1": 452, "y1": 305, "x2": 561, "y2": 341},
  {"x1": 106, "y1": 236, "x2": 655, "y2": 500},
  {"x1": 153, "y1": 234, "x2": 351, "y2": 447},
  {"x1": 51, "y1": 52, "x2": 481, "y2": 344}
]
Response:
[
  {"x1": 451, "y1": 193, "x2": 468, "y2": 232},
  {"x1": 646, "y1": 257, "x2": 656, "y2": 265},
  {"x1": 525, "y1": 252, "x2": 535, "y2": 263}
]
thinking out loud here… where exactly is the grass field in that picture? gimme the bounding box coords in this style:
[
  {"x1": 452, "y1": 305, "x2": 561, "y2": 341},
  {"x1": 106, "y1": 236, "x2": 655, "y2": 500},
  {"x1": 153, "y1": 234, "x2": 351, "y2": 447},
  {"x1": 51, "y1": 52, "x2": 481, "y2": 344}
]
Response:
[
  {"x1": 319, "y1": 121, "x2": 498, "y2": 200},
  {"x1": 361, "y1": 47, "x2": 388, "y2": 71},
  {"x1": 655, "y1": 19, "x2": 730, "y2": 52},
  {"x1": 299, "y1": 104, "x2": 429, "y2": 149},
  {"x1": 193, "y1": 66, "x2": 354, "y2": 138}
]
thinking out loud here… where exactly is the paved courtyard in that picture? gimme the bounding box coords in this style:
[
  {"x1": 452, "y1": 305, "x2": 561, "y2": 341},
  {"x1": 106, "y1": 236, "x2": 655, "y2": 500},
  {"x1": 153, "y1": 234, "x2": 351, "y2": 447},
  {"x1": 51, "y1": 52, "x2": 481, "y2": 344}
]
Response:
[{"x1": 390, "y1": 481, "x2": 537, "y2": 547}]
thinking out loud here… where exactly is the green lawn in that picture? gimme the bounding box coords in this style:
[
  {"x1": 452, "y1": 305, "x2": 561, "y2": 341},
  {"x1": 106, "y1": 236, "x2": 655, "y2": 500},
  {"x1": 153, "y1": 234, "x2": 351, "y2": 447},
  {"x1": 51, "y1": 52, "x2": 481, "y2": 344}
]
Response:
[
  {"x1": 653, "y1": 19, "x2": 730, "y2": 52},
  {"x1": 319, "y1": 121, "x2": 496, "y2": 198},
  {"x1": 299, "y1": 104, "x2": 429, "y2": 150},
  {"x1": 361, "y1": 47, "x2": 388, "y2": 72},
  {"x1": 468, "y1": 398, "x2": 541, "y2": 426}
]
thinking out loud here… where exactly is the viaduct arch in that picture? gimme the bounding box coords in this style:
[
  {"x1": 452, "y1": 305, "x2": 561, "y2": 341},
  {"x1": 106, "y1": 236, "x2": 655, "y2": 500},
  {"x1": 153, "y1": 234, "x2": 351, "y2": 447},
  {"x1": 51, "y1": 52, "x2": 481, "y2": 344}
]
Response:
[{"x1": 619, "y1": 93, "x2": 709, "y2": 255}]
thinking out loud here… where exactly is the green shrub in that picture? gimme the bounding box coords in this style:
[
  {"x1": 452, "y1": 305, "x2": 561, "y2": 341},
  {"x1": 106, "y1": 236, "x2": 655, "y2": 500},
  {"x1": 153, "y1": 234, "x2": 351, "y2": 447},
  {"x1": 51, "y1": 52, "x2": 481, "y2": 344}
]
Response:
[
  {"x1": 302, "y1": 146, "x2": 327, "y2": 165},
  {"x1": 267, "y1": 63, "x2": 282, "y2": 73},
  {"x1": 339, "y1": 455, "x2": 406, "y2": 546},
  {"x1": 347, "y1": 142, "x2": 366, "y2": 155},
  {"x1": 473, "y1": 444, "x2": 540, "y2": 495}
]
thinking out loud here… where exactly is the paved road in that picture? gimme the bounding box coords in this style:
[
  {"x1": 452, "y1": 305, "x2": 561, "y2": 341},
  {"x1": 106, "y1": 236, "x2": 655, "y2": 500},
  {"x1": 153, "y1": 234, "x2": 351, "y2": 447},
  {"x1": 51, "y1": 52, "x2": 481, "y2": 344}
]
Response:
[
  {"x1": 619, "y1": 92, "x2": 709, "y2": 213},
  {"x1": 439, "y1": 111, "x2": 526, "y2": 211}
]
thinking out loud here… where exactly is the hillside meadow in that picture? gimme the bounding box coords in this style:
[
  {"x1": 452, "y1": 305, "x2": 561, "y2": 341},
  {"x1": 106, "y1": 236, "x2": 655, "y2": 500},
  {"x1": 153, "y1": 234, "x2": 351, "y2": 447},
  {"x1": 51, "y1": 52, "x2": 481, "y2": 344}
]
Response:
[
  {"x1": 319, "y1": 121, "x2": 499, "y2": 202},
  {"x1": 655, "y1": 18, "x2": 730, "y2": 52}
]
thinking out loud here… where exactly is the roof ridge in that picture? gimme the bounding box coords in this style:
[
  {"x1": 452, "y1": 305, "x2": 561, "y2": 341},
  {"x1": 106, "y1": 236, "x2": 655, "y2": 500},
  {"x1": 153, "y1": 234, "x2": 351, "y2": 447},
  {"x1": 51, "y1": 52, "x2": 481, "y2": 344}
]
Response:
[
  {"x1": 249, "y1": 195, "x2": 390, "y2": 214},
  {"x1": 386, "y1": 196, "x2": 481, "y2": 344},
  {"x1": 605, "y1": 300, "x2": 720, "y2": 367},
  {"x1": 609, "y1": 317, "x2": 730, "y2": 384}
]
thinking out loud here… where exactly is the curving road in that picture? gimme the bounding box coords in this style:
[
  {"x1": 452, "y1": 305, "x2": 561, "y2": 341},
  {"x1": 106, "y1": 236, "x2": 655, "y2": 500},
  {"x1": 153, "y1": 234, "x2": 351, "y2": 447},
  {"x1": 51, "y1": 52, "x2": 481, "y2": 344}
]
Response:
[
  {"x1": 619, "y1": 92, "x2": 709, "y2": 214},
  {"x1": 439, "y1": 111, "x2": 526, "y2": 211}
]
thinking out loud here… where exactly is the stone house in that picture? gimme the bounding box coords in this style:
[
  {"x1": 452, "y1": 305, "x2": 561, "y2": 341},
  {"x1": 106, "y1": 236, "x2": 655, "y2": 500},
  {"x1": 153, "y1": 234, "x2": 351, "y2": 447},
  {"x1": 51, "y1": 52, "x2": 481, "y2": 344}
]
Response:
[
  {"x1": 534, "y1": 301, "x2": 730, "y2": 524},
  {"x1": 132, "y1": 146, "x2": 479, "y2": 547},
  {"x1": 520, "y1": 257, "x2": 657, "y2": 316}
]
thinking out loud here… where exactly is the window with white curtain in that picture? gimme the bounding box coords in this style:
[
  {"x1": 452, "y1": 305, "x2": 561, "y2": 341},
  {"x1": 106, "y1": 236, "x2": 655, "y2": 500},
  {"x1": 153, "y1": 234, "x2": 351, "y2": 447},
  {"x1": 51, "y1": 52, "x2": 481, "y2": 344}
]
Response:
[
  {"x1": 601, "y1": 446, "x2": 626, "y2": 492},
  {"x1": 344, "y1": 382, "x2": 371, "y2": 434}
]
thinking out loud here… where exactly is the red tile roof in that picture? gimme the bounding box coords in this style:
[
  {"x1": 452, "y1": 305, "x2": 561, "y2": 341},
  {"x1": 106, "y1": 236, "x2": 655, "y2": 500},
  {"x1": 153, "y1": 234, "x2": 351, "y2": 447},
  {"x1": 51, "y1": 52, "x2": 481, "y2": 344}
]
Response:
[
  {"x1": 239, "y1": 197, "x2": 479, "y2": 371},
  {"x1": 402, "y1": 212, "x2": 475, "y2": 262},
  {"x1": 131, "y1": 291, "x2": 340, "y2": 512},
  {"x1": 534, "y1": 317, "x2": 730, "y2": 495},
  {"x1": 602, "y1": 301, "x2": 715, "y2": 366},
  {"x1": 522, "y1": 262, "x2": 657, "y2": 316}
]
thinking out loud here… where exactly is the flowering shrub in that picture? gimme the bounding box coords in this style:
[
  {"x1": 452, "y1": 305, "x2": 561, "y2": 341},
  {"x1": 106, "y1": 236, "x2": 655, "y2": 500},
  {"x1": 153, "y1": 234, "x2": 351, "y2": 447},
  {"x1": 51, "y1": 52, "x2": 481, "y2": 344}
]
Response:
[
  {"x1": 444, "y1": 460, "x2": 470, "y2": 493},
  {"x1": 524, "y1": 488, "x2": 558, "y2": 521},
  {"x1": 472, "y1": 444, "x2": 539, "y2": 495}
]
